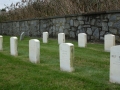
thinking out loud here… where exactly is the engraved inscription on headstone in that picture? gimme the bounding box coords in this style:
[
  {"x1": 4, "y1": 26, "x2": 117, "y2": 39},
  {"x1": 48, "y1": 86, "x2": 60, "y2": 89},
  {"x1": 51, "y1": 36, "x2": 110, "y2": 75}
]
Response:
[
  {"x1": 58, "y1": 33, "x2": 65, "y2": 44},
  {"x1": 43, "y1": 32, "x2": 48, "y2": 43},
  {"x1": 20, "y1": 32, "x2": 25, "y2": 41},
  {"x1": 104, "y1": 34, "x2": 115, "y2": 52},
  {"x1": 10, "y1": 37, "x2": 18, "y2": 56},
  {"x1": 59, "y1": 43, "x2": 74, "y2": 72},
  {"x1": 29, "y1": 39, "x2": 40, "y2": 64},
  {"x1": 110, "y1": 45, "x2": 120, "y2": 84},
  {"x1": 78, "y1": 33, "x2": 87, "y2": 47}
]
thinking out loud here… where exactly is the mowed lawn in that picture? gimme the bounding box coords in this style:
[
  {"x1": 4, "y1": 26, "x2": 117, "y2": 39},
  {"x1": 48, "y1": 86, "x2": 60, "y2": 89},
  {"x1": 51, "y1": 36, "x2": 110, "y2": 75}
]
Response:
[{"x1": 0, "y1": 35, "x2": 120, "y2": 90}]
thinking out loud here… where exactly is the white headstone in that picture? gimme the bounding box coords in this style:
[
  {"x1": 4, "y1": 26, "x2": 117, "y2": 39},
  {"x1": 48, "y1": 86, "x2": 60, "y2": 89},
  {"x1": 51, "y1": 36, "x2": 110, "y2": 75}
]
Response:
[
  {"x1": 104, "y1": 34, "x2": 115, "y2": 52},
  {"x1": 110, "y1": 45, "x2": 120, "y2": 84},
  {"x1": 0, "y1": 35, "x2": 3, "y2": 51},
  {"x1": 20, "y1": 32, "x2": 25, "y2": 41},
  {"x1": 10, "y1": 37, "x2": 18, "y2": 56},
  {"x1": 58, "y1": 33, "x2": 65, "y2": 44},
  {"x1": 59, "y1": 43, "x2": 74, "y2": 72},
  {"x1": 78, "y1": 33, "x2": 87, "y2": 47},
  {"x1": 43, "y1": 32, "x2": 48, "y2": 43},
  {"x1": 29, "y1": 39, "x2": 40, "y2": 63}
]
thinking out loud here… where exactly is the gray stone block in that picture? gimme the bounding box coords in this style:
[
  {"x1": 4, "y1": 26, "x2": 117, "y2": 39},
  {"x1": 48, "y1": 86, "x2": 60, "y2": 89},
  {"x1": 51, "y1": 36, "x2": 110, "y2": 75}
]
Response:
[
  {"x1": 83, "y1": 25, "x2": 91, "y2": 28},
  {"x1": 78, "y1": 26, "x2": 82, "y2": 29},
  {"x1": 79, "y1": 21, "x2": 84, "y2": 25},
  {"x1": 71, "y1": 27, "x2": 77, "y2": 31},
  {"x1": 102, "y1": 22, "x2": 108, "y2": 31},
  {"x1": 108, "y1": 22, "x2": 113, "y2": 27},
  {"x1": 77, "y1": 16, "x2": 83, "y2": 20},
  {"x1": 93, "y1": 28, "x2": 99, "y2": 39},
  {"x1": 70, "y1": 31, "x2": 75, "y2": 38},
  {"x1": 74, "y1": 20, "x2": 79, "y2": 27},
  {"x1": 91, "y1": 19, "x2": 96, "y2": 25},
  {"x1": 100, "y1": 31, "x2": 105, "y2": 36},
  {"x1": 86, "y1": 28, "x2": 92, "y2": 35},
  {"x1": 80, "y1": 28, "x2": 85, "y2": 33},
  {"x1": 113, "y1": 21, "x2": 120, "y2": 29},
  {"x1": 109, "y1": 28, "x2": 118, "y2": 34},
  {"x1": 70, "y1": 20, "x2": 74, "y2": 26},
  {"x1": 65, "y1": 24, "x2": 70, "y2": 29},
  {"x1": 96, "y1": 20, "x2": 102, "y2": 27}
]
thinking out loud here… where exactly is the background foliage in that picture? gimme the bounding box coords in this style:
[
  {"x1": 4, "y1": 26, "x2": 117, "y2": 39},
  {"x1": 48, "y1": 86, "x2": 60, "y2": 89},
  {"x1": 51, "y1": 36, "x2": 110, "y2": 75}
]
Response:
[{"x1": 0, "y1": 0, "x2": 120, "y2": 22}]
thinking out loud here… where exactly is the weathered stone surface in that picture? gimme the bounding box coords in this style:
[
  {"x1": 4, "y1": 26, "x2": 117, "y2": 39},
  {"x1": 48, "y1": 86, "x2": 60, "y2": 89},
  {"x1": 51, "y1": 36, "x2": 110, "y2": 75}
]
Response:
[
  {"x1": 117, "y1": 16, "x2": 120, "y2": 20},
  {"x1": 66, "y1": 18, "x2": 70, "y2": 24},
  {"x1": 80, "y1": 28, "x2": 85, "y2": 33},
  {"x1": 109, "y1": 28, "x2": 118, "y2": 34},
  {"x1": 93, "y1": 28, "x2": 99, "y2": 39},
  {"x1": 100, "y1": 31, "x2": 105, "y2": 36},
  {"x1": 71, "y1": 27, "x2": 76, "y2": 31},
  {"x1": 86, "y1": 28, "x2": 92, "y2": 35},
  {"x1": 96, "y1": 20, "x2": 102, "y2": 27},
  {"x1": 109, "y1": 14, "x2": 120, "y2": 21},
  {"x1": 1, "y1": 13, "x2": 120, "y2": 42},
  {"x1": 79, "y1": 21, "x2": 84, "y2": 25},
  {"x1": 29, "y1": 39, "x2": 40, "y2": 63},
  {"x1": 74, "y1": 20, "x2": 79, "y2": 27},
  {"x1": 91, "y1": 27, "x2": 97, "y2": 32},
  {"x1": 59, "y1": 26, "x2": 64, "y2": 32},
  {"x1": 102, "y1": 22, "x2": 108, "y2": 31},
  {"x1": 108, "y1": 22, "x2": 113, "y2": 27},
  {"x1": 110, "y1": 45, "x2": 120, "y2": 84},
  {"x1": 78, "y1": 26, "x2": 82, "y2": 29},
  {"x1": 83, "y1": 25, "x2": 91, "y2": 28},
  {"x1": 113, "y1": 21, "x2": 120, "y2": 29},
  {"x1": 91, "y1": 19, "x2": 96, "y2": 25},
  {"x1": 70, "y1": 20, "x2": 74, "y2": 26},
  {"x1": 65, "y1": 24, "x2": 70, "y2": 29},
  {"x1": 59, "y1": 43, "x2": 74, "y2": 72},
  {"x1": 77, "y1": 16, "x2": 83, "y2": 20},
  {"x1": 70, "y1": 31, "x2": 75, "y2": 38},
  {"x1": 13, "y1": 22, "x2": 19, "y2": 35},
  {"x1": 64, "y1": 29, "x2": 69, "y2": 35}
]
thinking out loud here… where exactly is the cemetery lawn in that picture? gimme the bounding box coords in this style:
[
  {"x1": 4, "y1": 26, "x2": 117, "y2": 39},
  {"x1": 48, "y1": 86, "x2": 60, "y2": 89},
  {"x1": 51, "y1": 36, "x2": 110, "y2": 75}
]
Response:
[{"x1": 0, "y1": 35, "x2": 120, "y2": 90}]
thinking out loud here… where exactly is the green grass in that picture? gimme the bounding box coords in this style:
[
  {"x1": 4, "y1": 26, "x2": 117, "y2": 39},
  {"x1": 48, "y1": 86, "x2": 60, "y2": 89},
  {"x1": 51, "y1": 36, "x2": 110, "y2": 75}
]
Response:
[{"x1": 0, "y1": 35, "x2": 120, "y2": 90}]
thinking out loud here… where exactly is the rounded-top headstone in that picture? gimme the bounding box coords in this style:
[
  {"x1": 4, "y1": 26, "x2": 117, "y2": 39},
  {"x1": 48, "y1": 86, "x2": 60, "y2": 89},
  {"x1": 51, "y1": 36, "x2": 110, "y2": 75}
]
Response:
[
  {"x1": 78, "y1": 33, "x2": 87, "y2": 47},
  {"x1": 104, "y1": 34, "x2": 115, "y2": 52},
  {"x1": 10, "y1": 37, "x2": 18, "y2": 56},
  {"x1": 43, "y1": 32, "x2": 48, "y2": 43},
  {"x1": 29, "y1": 39, "x2": 40, "y2": 64},
  {"x1": 59, "y1": 43, "x2": 74, "y2": 72},
  {"x1": 0, "y1": 35, "x2": 3, "y2": 51},
  {"x1": 58, "y1": 33, "x2": 65, "y2": 44}
]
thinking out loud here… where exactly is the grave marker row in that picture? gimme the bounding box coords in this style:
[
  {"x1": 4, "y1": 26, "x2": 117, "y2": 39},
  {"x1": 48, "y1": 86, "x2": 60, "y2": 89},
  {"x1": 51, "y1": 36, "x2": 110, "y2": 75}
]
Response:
[{"x1": 1, "y1": 33, "x2": 120, "y2": 83}]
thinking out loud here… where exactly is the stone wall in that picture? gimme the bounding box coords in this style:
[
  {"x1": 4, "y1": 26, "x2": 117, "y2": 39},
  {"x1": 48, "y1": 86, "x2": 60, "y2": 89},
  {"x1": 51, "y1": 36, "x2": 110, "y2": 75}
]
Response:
[{"x1": 1, "y1": 11, "x2": 120, "y2": 41}]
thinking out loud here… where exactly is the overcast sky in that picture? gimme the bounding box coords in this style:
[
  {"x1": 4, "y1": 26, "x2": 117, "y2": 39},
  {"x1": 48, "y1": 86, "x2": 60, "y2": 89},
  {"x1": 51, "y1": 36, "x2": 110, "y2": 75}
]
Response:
[{"x1": 0, "y1": 0, "x2": 21, "y2": 9}]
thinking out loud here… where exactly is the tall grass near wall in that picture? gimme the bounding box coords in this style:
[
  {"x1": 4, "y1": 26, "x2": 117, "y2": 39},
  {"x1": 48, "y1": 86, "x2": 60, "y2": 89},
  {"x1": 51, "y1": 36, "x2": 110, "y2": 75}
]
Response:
[{"x1": 0, "y1": 0, "x2": 120, "y2": 22}]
